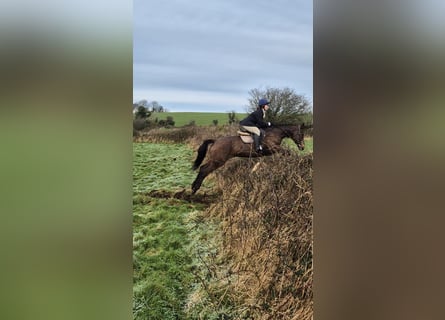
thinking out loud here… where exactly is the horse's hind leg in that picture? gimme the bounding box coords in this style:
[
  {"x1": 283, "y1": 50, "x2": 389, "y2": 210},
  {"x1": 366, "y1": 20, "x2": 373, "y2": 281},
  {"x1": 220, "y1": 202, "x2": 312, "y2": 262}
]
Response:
[
  {"x1": 191, "y1": 170, "x2": 206, "y2": 194},
  {"x1": 191, "y1": 161, "x2": 223, "y2": 194}
]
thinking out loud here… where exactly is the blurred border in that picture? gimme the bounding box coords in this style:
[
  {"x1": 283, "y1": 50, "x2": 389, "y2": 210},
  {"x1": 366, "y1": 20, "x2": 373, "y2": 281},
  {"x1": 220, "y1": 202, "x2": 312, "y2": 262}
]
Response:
[
  {"x1": 315, "y1": 1, "x2": 445, "y2": 319},
  {"x1": 0, "y1": 1, "x2": 133, "y2": 320}
]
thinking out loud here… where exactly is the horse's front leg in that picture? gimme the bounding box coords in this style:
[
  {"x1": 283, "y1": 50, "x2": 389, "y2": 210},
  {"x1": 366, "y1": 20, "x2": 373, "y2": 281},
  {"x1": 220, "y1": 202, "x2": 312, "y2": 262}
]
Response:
[{"x1": 263, "y1": 145, "x2": 286, "y2": 156}]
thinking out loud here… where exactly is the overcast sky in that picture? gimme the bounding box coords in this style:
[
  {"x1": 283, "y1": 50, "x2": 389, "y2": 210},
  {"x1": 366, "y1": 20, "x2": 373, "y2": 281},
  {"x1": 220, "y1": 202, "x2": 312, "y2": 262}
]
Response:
[{"x1": 133, "y1": 0, "x2": 312, "y2": 113}]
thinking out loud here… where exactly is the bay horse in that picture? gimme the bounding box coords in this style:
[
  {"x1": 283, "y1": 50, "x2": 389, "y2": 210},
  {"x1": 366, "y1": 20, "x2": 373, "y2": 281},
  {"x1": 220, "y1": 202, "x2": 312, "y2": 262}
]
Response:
[{"x1": 191, "y1": 124, "x2": 312, "y2": 194}]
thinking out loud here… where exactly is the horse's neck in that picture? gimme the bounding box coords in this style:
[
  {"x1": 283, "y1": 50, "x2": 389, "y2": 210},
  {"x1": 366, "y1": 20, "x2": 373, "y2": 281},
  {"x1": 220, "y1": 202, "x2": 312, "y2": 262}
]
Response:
[
  {"x1": 266, "y1": 127, "x2": 287, "y2": 144},
  {"x1": 275, "y1": 127, "x2": 290, "y2": 140}
]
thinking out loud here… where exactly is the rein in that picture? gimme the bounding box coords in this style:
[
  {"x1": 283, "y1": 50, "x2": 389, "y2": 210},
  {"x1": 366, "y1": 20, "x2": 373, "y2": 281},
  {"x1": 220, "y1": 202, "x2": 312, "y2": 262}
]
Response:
[{"x1": 269, "y1": 125, "x2": 299, "y2": 139}]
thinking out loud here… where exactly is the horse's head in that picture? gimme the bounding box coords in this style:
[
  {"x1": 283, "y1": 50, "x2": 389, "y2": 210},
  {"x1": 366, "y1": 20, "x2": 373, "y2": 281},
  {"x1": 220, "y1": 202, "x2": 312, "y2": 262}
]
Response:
[
  {"x1": 289, "y1": 124, "x2": 312, "y2": 151},
  {"x1": 294, "y1": 128, "x2": 305, "y2": 151}
]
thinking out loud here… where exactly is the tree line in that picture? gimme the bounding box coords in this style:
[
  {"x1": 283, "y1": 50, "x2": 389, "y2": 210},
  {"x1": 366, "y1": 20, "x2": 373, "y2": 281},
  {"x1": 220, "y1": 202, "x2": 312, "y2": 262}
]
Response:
[
  {"x1": 133, "y1": 100, "x2": 167, "y2": 114},
  {"x1": 133, "y1": 87, "x2": 312, "y2": 131}
]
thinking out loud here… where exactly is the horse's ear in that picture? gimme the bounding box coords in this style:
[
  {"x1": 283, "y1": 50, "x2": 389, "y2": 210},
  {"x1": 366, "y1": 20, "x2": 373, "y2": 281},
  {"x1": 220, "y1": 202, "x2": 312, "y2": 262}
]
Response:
[{"x1": 301, "y1": 123, "x2": 313, "y2": 130}]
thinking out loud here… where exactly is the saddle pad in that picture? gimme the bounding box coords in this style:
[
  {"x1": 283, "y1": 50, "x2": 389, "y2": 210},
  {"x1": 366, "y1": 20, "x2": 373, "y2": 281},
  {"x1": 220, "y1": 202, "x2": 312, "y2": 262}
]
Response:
[{"x1": 240, "y1": 135, "x2": 253, "y2": 143}]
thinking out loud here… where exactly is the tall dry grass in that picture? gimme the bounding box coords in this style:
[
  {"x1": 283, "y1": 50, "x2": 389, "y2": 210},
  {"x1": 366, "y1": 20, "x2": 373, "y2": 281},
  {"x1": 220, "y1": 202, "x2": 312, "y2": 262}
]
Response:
[
  {"x1": 188, "y1": 154, "x2": 313, "y2": 319},
  {"x1": 133, "y1": 125, "x2": 239, "y2": 146}
]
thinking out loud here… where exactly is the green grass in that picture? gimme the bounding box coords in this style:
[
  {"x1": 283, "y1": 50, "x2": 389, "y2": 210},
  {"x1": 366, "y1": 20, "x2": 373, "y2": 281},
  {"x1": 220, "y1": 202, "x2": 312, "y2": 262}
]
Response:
[
  {"x1": 133, "y1": 143, "x2": 197, "y2": 193},
  {"x1": 133, "y1": 143, "x2": 205, "y2": 319},
  {"x1": 304, "y1": 137, "x2": 313, "y2": 154},
  {"x1": 282, "y1": 136, "x2": 313, "y2": 155},
  {"x1": 133, "y1": 197, "x2": 205, "y2": 320},
  {"x1": 151, "y1": 112, "x2": 247, "y2": 127}
]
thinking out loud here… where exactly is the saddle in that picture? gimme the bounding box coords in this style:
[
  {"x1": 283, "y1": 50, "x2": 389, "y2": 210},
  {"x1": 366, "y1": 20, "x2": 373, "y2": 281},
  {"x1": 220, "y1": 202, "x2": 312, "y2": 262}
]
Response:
[{"x1": 237, "y1": 128, "x2": 253, "y2": 143}]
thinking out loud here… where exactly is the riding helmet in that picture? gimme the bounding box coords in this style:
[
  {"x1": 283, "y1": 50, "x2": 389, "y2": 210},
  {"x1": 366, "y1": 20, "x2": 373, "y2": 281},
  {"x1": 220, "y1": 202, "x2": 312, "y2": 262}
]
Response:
[{"x1": 258, "y1": 98, "x2": 270, "y2": 107}]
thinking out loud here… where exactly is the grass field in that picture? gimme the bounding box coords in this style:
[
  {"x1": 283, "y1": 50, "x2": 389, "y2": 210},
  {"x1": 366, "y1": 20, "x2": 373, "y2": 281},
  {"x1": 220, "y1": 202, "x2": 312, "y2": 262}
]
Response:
[
  {"x1": 151, "y1": 112, "x2": 247, "y2": 127},
  {"x1": 133, "y1": 143, "x2": 215, "y2": 319}
]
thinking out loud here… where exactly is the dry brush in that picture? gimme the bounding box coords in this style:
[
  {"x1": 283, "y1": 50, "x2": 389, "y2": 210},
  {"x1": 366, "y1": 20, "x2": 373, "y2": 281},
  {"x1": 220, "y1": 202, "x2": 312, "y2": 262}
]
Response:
[{"x1": 188, "y1": 153, "x2": 313, "y2": 319}]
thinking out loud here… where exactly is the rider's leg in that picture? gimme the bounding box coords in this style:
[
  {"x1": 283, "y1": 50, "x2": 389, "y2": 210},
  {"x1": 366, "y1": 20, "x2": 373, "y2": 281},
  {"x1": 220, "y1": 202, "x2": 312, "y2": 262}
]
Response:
[
  {"x1": 258, "y1": 129, "x2": 265, "y2": 150},
  {"x1": 240, "y1": 126, "x2": 262, "y2": 152},
  {"x1": 253, "y1": 134, "x2": 261, "y2": 152}
]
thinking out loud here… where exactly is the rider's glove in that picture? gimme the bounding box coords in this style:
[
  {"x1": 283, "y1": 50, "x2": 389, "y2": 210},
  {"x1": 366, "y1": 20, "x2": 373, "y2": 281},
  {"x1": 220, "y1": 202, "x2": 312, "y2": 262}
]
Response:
[{"x1": 268, "y1": 122, "x2": 271, "y2": 126}]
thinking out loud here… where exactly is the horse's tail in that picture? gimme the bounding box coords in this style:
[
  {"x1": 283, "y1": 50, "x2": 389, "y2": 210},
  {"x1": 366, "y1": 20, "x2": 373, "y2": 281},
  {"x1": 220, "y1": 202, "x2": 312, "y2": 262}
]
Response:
[{"x1": 192, "y1": 139, "x2": 215, "y2": 170}]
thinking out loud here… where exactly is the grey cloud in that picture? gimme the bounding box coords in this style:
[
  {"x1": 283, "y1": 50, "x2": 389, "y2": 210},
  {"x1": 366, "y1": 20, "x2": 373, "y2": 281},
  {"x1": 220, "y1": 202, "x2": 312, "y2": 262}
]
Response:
[{"x1": 134, "y1": 0, "x2": 312, "y2": 111}]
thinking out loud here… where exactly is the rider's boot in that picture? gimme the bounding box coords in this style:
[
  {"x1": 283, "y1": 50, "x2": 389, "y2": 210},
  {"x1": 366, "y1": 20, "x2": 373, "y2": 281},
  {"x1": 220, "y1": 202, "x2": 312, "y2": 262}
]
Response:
[
  {"x1": 259, "y1": 130, "x2": 265, "y2": 151},
  {"x1": 253, "y1": 134, "x2": 262, "y2": 153}
]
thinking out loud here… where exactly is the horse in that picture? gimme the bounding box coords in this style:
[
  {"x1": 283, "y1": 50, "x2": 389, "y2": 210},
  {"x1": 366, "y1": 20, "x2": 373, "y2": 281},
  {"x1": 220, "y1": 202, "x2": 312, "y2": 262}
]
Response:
[{"x1": 191, "y1": 124, "x2": 312, "y2": 194}]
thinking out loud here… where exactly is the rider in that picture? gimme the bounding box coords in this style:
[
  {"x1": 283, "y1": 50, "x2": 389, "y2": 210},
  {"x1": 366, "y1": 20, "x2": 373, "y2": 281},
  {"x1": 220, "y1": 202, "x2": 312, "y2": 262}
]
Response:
[{"x1": 239, "y1": 98, "x2": 272, "y2": 152}]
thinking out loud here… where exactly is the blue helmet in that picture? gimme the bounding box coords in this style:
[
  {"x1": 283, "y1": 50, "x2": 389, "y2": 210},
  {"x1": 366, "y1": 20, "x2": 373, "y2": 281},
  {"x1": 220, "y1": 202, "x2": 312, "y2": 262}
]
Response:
[{"x1": 258, "y1": 98, "x2": 270, "y2": 107}]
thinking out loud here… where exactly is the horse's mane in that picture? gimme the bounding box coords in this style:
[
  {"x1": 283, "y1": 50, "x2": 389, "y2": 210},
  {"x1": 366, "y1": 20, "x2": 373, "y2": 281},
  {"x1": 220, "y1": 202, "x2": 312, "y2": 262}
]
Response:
[
  {"x1": 268, "y1": 123, "x2": 312, "y2": 130},
  {"x1": 267, "y1": 123, "x2": 300, "y2": 130},
  {"x1": 272, "y1": 123, "x2": 299, "y2": 127}
]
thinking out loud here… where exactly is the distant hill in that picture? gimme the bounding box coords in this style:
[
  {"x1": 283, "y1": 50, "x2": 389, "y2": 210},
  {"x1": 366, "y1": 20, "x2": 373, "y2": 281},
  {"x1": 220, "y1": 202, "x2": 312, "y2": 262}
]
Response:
[{"x1": 150, "y1": 112, "x2": 247, "y2": 127}]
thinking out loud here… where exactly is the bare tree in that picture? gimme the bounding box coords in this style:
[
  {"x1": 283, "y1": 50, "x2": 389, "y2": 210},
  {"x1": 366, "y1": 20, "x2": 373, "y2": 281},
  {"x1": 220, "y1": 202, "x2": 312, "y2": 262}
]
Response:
[
  {"x1": 136, "y1": 99, "x2": 149, "y2": 107},
  {"x1": 247, "y1": 87, "x2": 312, "y2": 124},
  {"x1": 149, "y1": 101, "x2": 166, "y2": 112},
  {"x1": 135, "y1": 106, "x2": 151, "y2": 119}
]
